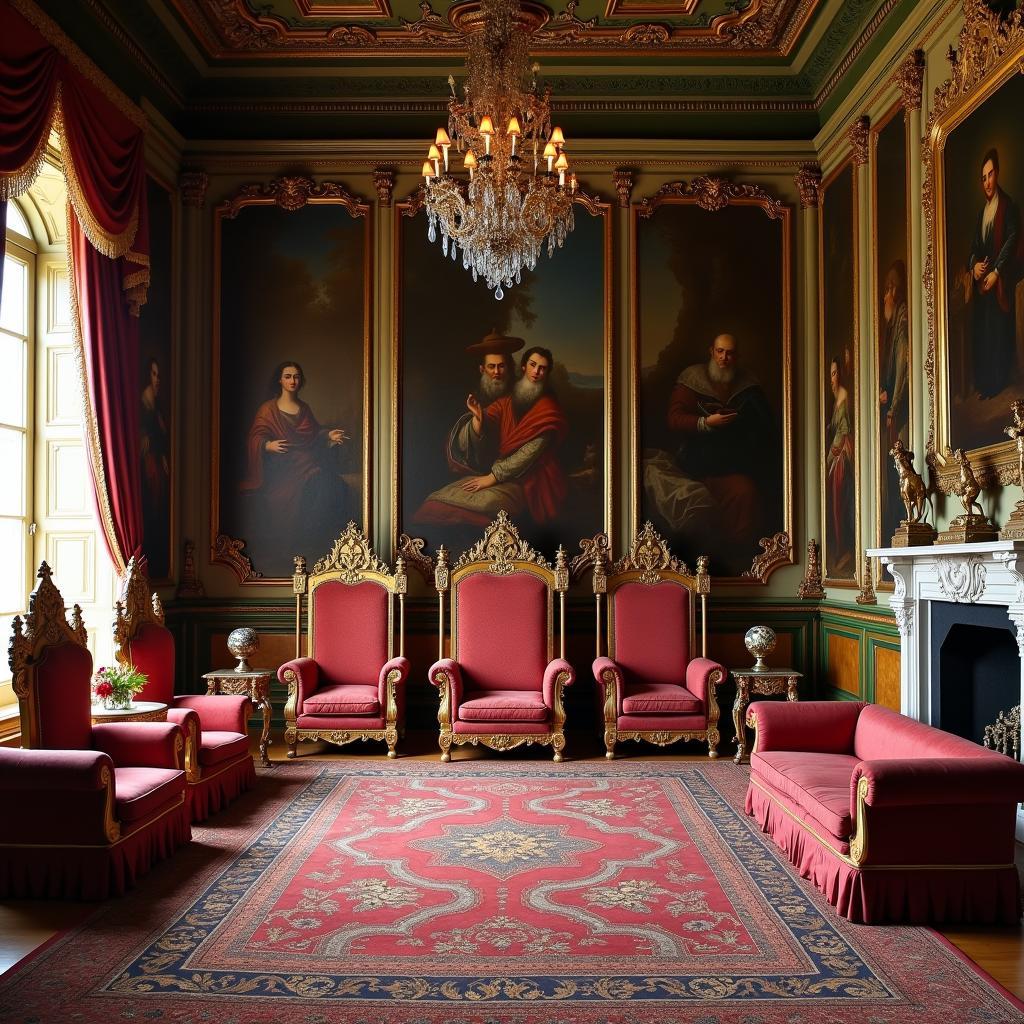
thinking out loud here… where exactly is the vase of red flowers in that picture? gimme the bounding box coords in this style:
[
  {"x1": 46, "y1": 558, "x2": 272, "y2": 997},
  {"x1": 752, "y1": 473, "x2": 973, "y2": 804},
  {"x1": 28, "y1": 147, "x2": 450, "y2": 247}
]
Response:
[{"x1": 92, "y1": 664, "x2": 148, "y2": 710}]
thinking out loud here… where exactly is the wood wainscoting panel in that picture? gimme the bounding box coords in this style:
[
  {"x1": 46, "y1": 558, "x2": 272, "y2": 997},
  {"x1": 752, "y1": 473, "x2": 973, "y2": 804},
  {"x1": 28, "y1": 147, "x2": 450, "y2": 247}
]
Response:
[
  {"x1": 871, "y1": 640, "x2": 901, "y2": 711},
  {"x1": 825, "y1": 631, "x2": 861, "y2": 696}
]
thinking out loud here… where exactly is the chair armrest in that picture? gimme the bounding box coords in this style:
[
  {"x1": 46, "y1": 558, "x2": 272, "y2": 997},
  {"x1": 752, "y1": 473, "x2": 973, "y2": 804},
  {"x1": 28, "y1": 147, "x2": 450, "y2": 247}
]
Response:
[
  {"x1": 429, "y1": 658, "x2": 463, "y2": 707},
  {"x1": 279, "y1": 657, "x2": 320, "y2": 707},
  {"x1": 92, "y1": 722, "x2": 184, "y2": 770},
  {"x1": 543, "y1": 658, "x2": 575, "y2": 708},
  {"x1": 0, "y1": 747, "x2": 113, "y2": 791},
  {"x1": 378, "y1": 656, "x2": 410, "y2": 701},
  {"x1": 854, "y1": 757, "x2": 1024, "y2": 808},
  {"x1": 747, "y1": 700, "x2": 865, "y2": 754},
  {"x1": 166, "y1": 707, "x2": 202, "y2": 782},
  {"x1": 174, "y1": 694, "x2": 251, "y2": 732},
  {"x1": 685, "y1": 658, "x2": 726, "y2": 701}
]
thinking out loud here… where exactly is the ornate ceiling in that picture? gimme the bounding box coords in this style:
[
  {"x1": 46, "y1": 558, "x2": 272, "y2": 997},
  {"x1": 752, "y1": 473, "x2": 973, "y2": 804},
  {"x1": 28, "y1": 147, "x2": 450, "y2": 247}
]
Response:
[{"x1": 36, "y1": 0, "x2": 915, "y2": 139}]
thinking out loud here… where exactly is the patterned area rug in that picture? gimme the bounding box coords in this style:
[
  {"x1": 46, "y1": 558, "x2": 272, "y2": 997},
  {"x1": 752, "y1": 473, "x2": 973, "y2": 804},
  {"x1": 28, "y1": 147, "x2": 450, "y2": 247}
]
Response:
[{"x1": 2, "y1": 760, "x2": 1022, "y2": 1023}]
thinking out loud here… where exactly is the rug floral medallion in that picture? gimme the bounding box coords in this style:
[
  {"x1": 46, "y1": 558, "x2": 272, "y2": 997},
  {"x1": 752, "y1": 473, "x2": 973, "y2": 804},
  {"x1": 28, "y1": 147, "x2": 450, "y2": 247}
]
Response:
[{"x1": 2, "y1": 760, "x2": 1021, "y2": 1024}]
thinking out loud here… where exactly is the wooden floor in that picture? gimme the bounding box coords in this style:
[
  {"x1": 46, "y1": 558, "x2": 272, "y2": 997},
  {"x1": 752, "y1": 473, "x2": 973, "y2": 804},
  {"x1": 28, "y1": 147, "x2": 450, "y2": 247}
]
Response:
[{"x1": 2, "y1": 727, "x2": 1022, "y2": 1000}]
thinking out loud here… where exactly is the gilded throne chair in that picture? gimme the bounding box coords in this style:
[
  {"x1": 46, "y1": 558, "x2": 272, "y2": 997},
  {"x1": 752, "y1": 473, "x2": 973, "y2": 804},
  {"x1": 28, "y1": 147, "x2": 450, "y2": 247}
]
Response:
[
  {"x1": 0, "y1": 563, "x2": 190, "y2": 899},
  {"x1": 113, "y1": 556, "x2": 256, "y2": 822},
  {"x1": 278, "y1": 523, "x2": 410, "y2": 758},
  {"x1": 591, "y1": 523, "x2": 726, "y2": 758},
  {"x1": 429, "y1": 510, "x2": 576, "y2": 762}
]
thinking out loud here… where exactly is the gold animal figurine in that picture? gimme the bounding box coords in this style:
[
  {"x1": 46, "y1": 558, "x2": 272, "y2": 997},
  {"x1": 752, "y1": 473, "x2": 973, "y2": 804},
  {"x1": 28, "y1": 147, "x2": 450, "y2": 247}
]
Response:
[
  {"x1": 936, "y1": 446, "x2": 998, "y2": 544},
  {"x1": 999, "y1": 399, "x2": 1024, "y2": 540},
  {"x1": 889, "y1": 439, "x2": 928, "y2": 524},
  {"x1": 951, "y1": 447, "x2": 984, "y2": 517}
]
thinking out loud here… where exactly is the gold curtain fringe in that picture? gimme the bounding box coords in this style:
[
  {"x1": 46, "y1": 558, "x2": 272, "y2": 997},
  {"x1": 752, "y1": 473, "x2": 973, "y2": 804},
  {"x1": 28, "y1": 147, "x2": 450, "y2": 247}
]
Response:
[
  {"x1": 0, "y1": 95, "x2": 57, "y2": 202},
  {"x1": 122, "y1": 270, "x2": 150, "y2": 318},
  {"x1": 64, "y1": 201, "x2": 127, "y2": 576}
]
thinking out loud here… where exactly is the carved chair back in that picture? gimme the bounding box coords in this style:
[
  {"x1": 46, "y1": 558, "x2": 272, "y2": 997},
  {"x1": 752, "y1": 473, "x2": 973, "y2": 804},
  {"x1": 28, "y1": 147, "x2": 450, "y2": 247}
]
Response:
[
  {"x1": 436, "y1": 511, "x2": 567, "y2": 692},
  {"x1": 112, "y1": 555, "x2": 174, "y2": 704},
  {"x1": 292, "y1": 522, "x2": 406, "y2": 687},
  {"x1": 9, "y1": 562, "x2": 93, "y2": 750},
  {"x1": 593, "y1": 523, "x2": 709, "y2": 688}
]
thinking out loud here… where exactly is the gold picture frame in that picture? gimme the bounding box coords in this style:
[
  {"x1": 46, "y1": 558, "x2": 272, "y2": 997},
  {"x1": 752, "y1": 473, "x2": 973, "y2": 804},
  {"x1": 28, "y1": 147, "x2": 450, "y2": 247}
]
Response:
[
  {"x1": 924, "y1": 0, "x2": 1024, "y2": 491},
  {"x1": 210, "y1": 176, "x2": 372, "y2": 584}
]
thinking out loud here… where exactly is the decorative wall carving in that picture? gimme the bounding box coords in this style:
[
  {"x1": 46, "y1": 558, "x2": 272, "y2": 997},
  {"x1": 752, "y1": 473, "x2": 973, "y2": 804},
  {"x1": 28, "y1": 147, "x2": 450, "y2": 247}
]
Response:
[
  {"x1": 794, "y1": 163, "x2": 822, "y2": 208},
  {"x1": 893, "y1": 48, "x2": 925, "y2": 112},
  {"x1": 847, "y1": 114, "x2": 870, "y2": 166},
  {"x1": 741, "y1": 532, "x2": 793, "y2": 583},
  {"x1": 936, "y1": 555, "x2": 988, "y2": 603},
  {"x1": 639, "y1": 176, "x2": 786, "y2": 219},
  {"x1": 219, "y1": 176, "x2": 366, "y2": 219},
  {"x1": 612, "y1": 168, "x2": 634, "y2": 208},
  {"x1": 179, "y1": 169, "x2": 209, "y2": 208},
  {"x1": 797, "y1": 538, "x2": 826, "y2": 598},
  {"x1": 373, "y1": 166, "x2": 395, "y2": 206}
]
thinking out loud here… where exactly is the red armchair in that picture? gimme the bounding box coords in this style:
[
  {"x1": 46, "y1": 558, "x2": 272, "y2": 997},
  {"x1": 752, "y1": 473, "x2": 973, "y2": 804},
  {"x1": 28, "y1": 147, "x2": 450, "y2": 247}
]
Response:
[
  {"x1": 429, "y1": 511, "x2": 575, "y2": 762},
  {"x1": 1, "y1": 562, "x2": 190, "y2": 899},
  {"x1": 591, "y1": 523, "x2": 725, "y2": 758},
  {"x1": 278, "y1": 522, "x2": 410, "y2": 758},
  {"x1": 113, "y1": 556, "x2": 255, "y2": 822}
]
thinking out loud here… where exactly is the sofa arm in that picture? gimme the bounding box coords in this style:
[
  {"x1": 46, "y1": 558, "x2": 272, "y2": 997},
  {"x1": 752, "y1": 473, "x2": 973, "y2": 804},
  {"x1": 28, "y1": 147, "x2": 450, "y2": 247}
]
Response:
[
  {"x1": 166, "y1": 707, "x2": 201, "y2": 781},
  {"x1": 429, "y1": 659, "x2": 464, "y2": 728},
  {"x1": 543, "y1": 658, "x2": 575, "y2": 709},
  {"x1": 854, "y1": 757, "x2": 1024, "y2": 808},
  {"x1": 92, "y1": 721, "x2": 184, "y2": 770},
  {"x1": 0, "y1": 747, "x2": 112, "y2": 791},
  {"x1": 378, "y1": 656, "x2": 410, "y2": 701},
  {"x1": 174, "y1": 693, "x2": 251, "y2": 733},
  {"x1": 748, "y1": 700, "x2": 866, "y2": 754},
  {"x1": 686, "y1": 657, "x2": 726, "y2": 702},
  {"x1": 279, "y1": 657, "x2": 319, "y2": 708},
  {"x1": 593, "y1": 657, "x2": 624, "y2": 717}
]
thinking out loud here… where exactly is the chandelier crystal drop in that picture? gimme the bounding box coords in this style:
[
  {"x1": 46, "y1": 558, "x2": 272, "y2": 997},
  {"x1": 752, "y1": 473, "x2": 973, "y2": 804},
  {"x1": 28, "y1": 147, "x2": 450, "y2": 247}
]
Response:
[{"x1": 420, "y1": 0, "x2": 576, "y2": 300}]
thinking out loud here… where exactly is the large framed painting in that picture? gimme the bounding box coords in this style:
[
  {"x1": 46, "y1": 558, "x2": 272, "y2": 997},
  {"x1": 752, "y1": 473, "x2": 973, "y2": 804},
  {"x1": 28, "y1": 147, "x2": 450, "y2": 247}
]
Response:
[
  {"x1": 872, "y1": 102, "x2": 912, "y2": 559},
  {"x1": 820, "y1": 158, "x2": 859, "y2": 587},
  {"x1": 926, "y1": 0, "x2": 1024, "y2": 489},
  {"x1": 138, "y1": 174, "x2": 176, "y2": 583},
  {"x1": 211, "y1": 177, "x2": 371, "y2": 583},
  {"x1": 633, "y1": 177, "x2": 793, "y2": 582},
  {"x1": 395, "y1": 191, "x2": 612, "y2": 565}
]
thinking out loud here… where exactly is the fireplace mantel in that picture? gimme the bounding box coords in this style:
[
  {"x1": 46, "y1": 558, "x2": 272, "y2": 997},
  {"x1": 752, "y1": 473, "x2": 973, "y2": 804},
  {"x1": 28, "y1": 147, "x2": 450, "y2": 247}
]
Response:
[{"x1": 867, "y1": 540, "x2": 1024, "y2": 838}]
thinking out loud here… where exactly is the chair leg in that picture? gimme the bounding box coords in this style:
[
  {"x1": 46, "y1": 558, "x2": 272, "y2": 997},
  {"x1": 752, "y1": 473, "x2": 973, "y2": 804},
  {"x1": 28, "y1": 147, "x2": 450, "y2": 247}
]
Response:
[
  {"x1": 285, "y1": 726, "x2": 298, "y2": 759},
  {"x1": 707, "y1": 726, "x2": 720, "y2": 759},
  {"x1": 385, "y1": 727, "x2": 398, "y2": 759},
  {"x1": 439, "y1": 732, "x2": 452, "y2": 762},
  {"x1": 603, "y1": 725, "x2": 616, "y2": 759},
  {"x1": 552, "y1": 732, "x2": 566, "y2": 763}
]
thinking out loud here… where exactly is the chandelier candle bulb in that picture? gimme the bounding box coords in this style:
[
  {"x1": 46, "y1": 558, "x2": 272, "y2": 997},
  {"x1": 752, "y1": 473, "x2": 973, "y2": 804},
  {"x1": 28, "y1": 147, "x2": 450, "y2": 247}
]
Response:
[
  {"x1": 544, "y1": 141, "x2": 557, "y2": 172},
  {"x1": 421, "y1": 160, "x2": 433, "y2": 180},
  {"x1": 551, "y1": 126, "x2": 565, "y2": 147}
]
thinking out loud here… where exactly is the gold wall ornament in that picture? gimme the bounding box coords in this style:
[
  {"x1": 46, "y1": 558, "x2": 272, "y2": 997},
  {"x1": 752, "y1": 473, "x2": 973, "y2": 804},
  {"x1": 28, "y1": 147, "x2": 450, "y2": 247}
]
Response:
[
  {"x1": 176, "y1": 539, "x2": 205, "y2": 598},
  {"x1": 847, "y1": 114, "x2": 870, "y2": 166},
  {"x1": 212, "y1": 533, "x2": 264, "y2": 583},
  {"x1": 179, "y1": 169, "x2": 209, "y2": 208},
  {"x1": 1001, "y1": 399, "x2": 1024, "y2": 539},
  {"x1": 452, "y1": 509, "x2": 552, "y2": 572},
  {"x1": 794, "y1": 163, "x2": 822, "y2": 209},
  {"x1": 796, "y1": 539, "x2": 826, "y2": 599},
  {"x1": 740, "y1": 531, "x2": 793, "y2": 584},
  {"x1": 893, "y1": 48, "x2": 926, "y2": 113},
  {"x1": 571, "y1": 531, "x2": 612, "y2": 581},
  {"x1": 855, "y1": 555, "x2": 877, "y2": 605},
  {"x1": 311, "y1": 521, "x2": 390, "y2": 579},
  {"x1": 220, "y1": 176, "x2": 367, "y2": 220},
  {"x1": 397, "y1": 533, "x2": 435, "y2": 583},
  {"x1": 937, "y1": 447, "x2": 999, "y2": 543},
  {"x1": 889, "y1": 439, "x2": 937, "y2": 546},
  {"x1": 639, "y1": 176, "x2": 786, "y2": 219},
  {"x1": 372, "y1": 166, "x2": 395, "y2": 206},
  {"x1": 612, "y1": 167, "x2": 634, "y2": 208}
]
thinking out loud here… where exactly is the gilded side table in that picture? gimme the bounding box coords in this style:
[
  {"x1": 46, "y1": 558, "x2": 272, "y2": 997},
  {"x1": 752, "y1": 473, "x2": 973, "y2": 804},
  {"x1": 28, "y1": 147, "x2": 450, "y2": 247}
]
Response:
[
  {"x1": 731, "y1": 667, "x2": 801, "y2": 765},
  {"x1": 91, "y1": 700, "x2": 168, "y2": 725},
  {"x1": 203, "y1": 668, "x2": 274, "y2": 767}
]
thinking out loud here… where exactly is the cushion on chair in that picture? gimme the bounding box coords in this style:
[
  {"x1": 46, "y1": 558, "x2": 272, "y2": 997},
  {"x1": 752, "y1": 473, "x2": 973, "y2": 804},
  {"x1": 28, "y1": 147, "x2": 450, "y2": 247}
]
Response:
[
  {"x1": 612, "y1": 581, "x2": 689, "y2": 688},
  {"x1": 302, "y1": 682, "x2": 380, "y2": 716},
  {"x1": 35, "y1": 641, "x2": 94, "y2": 750},
  {"x1": 197, "y1": 731, "x2": 251, "y2": 768},
  {"x1": 621, "y1": 683, "x2": 702, "y2": 714},
  {"x1": 456, "y1": 572, "x2": 548, "y2": 691},
  {"x1": 128, "y1": 622, "x2": 176, "y2": 703},
  {"x1": 459, "y1": 690, "x2": 549, "y2": 722},
  {"x1": 751, "y1": 750, "x2": 860, "y2": 839},
  {"x1": 113, "y1": 766, "x2": 186, "y2": 823},
  {"x1": 312, "y1": 580, "x2": 389, "y2": 687}
]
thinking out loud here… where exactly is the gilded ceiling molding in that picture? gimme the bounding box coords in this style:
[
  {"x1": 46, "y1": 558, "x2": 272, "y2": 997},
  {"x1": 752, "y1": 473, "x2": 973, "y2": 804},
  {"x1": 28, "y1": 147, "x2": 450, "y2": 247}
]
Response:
[
  {"x1": 812, "y1": 0, "x2": 903, "y2": 105},
  {"x1": 794, "y1": 163, "x2": 821, "y2": 208},
  {"x1": 604, "y1": 0, "x2": 699, "y2": 17},
  {"x1": 294, "y1": 0, "x2": 393, "y2": 17},
  {"x1": 893, "y1": 49, "x2": 926, "y2": 112},
  {"x1": 639, "y1": 176, "x2": 786, "y2": 219},
  {"x1": 847, "y1": 115, "x2": 870, "y2": 166},
  {"x1": 373, "y1": 167, "x2": 395, "y2": 206},
  {"x1": 741, "y1": 532, "x2": 793, "y2": 583},
  {"x1": 218, "y1": 175, "x2": 366, "y2": 220},
  {"x1": 612, "y1": 168, "x2": 634, "y2": 208},
  {"x1": 178, "y1": 169, "x2": 209, "y2": 208}
]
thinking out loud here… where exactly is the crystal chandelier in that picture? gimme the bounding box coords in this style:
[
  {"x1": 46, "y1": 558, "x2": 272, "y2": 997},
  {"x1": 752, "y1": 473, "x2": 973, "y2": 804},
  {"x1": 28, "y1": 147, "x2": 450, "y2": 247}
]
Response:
[{"x1": 421, "y1": 0, "x2": 576, "y2": 300}]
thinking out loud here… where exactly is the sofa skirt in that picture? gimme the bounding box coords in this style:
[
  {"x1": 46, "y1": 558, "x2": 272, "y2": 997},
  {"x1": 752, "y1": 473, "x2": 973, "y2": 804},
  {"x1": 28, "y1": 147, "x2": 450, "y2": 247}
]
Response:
[
  {"x1": 188, "y1": 754, "x2": 256, "y2": 823},
  {"x1": 746, "y1": 782, "x2": 1022, "y2": 925}
]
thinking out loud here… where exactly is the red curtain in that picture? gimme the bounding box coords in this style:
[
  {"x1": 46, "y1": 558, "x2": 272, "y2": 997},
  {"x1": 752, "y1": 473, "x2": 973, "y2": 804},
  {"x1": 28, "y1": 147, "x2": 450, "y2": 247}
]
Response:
[{"x1": 0, "y1": 0, "x2": 150, "y2": 574}]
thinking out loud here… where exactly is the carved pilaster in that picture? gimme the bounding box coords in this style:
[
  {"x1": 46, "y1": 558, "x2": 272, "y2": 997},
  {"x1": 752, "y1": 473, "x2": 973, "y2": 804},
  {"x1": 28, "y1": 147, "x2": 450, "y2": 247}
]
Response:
[
  {"x1": 373, "y1": 167, "x2": 395, "y2": 207},
  {"x1": 794, "y1": 164, "x2": 821, "y2": 209},
  {"x1": 848, "y1": 115, "x2": 870, "y2": 166},
  {"x1": 179, "y1": 170, "x2": 209, "y2": 208},
  {"x1": 612, "y1": 168, "x2": 634, "y2": 208},
  {"x1": 893, "y1": 49, "x2": 925, "y2": 113}
]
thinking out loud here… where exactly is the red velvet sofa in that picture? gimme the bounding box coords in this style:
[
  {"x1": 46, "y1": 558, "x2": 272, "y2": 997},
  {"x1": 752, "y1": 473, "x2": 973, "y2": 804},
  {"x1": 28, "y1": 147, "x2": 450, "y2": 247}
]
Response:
[{"x1": 745, "y1": 700, "x2": 1024, "y2": 924}]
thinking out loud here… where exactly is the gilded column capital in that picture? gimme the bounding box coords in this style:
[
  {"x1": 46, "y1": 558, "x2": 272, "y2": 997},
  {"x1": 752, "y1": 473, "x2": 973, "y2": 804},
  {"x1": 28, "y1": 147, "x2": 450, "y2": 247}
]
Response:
[
  {"x1": 794, "y1": 164, "x2": 821, "y2": 209},
  {"x1": 373, "y1": 166, "x2": 395, "y2": 207},
  {"x1": 612, "y1": 168, "x2": 634, "y2": 209},
  {"x1": 848, "y1": 115, "x2": 870, "y2": 166},
  {"x1": 893, "y1": 49, "x2": 926, "y2": 113},
  {"x1": 179, "y1": 169, "x2": 209, "y2": 208}
]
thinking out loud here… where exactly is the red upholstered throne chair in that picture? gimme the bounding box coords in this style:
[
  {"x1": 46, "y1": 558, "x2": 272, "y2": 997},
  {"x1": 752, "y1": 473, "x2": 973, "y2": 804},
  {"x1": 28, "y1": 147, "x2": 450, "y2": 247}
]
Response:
[
  {"x1": 278, "y1": 523, "x2": 410, "y2": 758},
  {"x1": 429, "y1": 510, "x2": 576, "y2": 762},
  {"x1": 0, "y1": 563, "x2": 190, "y2": 899},
  {"x1": 113, "y1": 556, "x2": 255, "y2": 822},
  {"x1": 591, "y1": 523, "x2": 725, "y2": 758}
]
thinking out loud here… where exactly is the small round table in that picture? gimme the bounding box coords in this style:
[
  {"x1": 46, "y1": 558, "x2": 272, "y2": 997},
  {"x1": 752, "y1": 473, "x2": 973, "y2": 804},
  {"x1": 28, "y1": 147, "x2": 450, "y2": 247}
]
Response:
[
  {"x1": 203, "y1": 668, "x2": 274, "y2": 767},
  {"x1": 91, "y1": 700, "x2": 168, "y2": 725},
  {"x1": 731, "y1": 667, "x2": 801, "y2": 765}
]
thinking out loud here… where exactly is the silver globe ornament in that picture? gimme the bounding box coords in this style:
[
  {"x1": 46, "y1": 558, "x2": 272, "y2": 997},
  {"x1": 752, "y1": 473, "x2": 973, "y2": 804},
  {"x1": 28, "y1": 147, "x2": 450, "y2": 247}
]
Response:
[
  {"x1": 744, "y1": 625, "x2": 777, "y2": 671},
  {"x1": 227, "y1": 627, "x2": 259, "y2": 673}
]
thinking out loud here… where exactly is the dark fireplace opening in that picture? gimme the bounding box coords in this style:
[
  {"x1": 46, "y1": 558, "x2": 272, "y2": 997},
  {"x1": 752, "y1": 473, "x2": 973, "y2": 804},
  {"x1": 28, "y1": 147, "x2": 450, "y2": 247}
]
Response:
[{"x1": 930, "y1": 601, "x2": 1020, "y2": 746}]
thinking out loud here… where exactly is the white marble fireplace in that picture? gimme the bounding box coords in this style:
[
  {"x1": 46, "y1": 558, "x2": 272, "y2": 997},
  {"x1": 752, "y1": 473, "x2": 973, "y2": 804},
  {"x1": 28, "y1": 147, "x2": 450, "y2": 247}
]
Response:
[{"x1": 868, "y1": 540, "x2": 1024, "y2": 839}]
